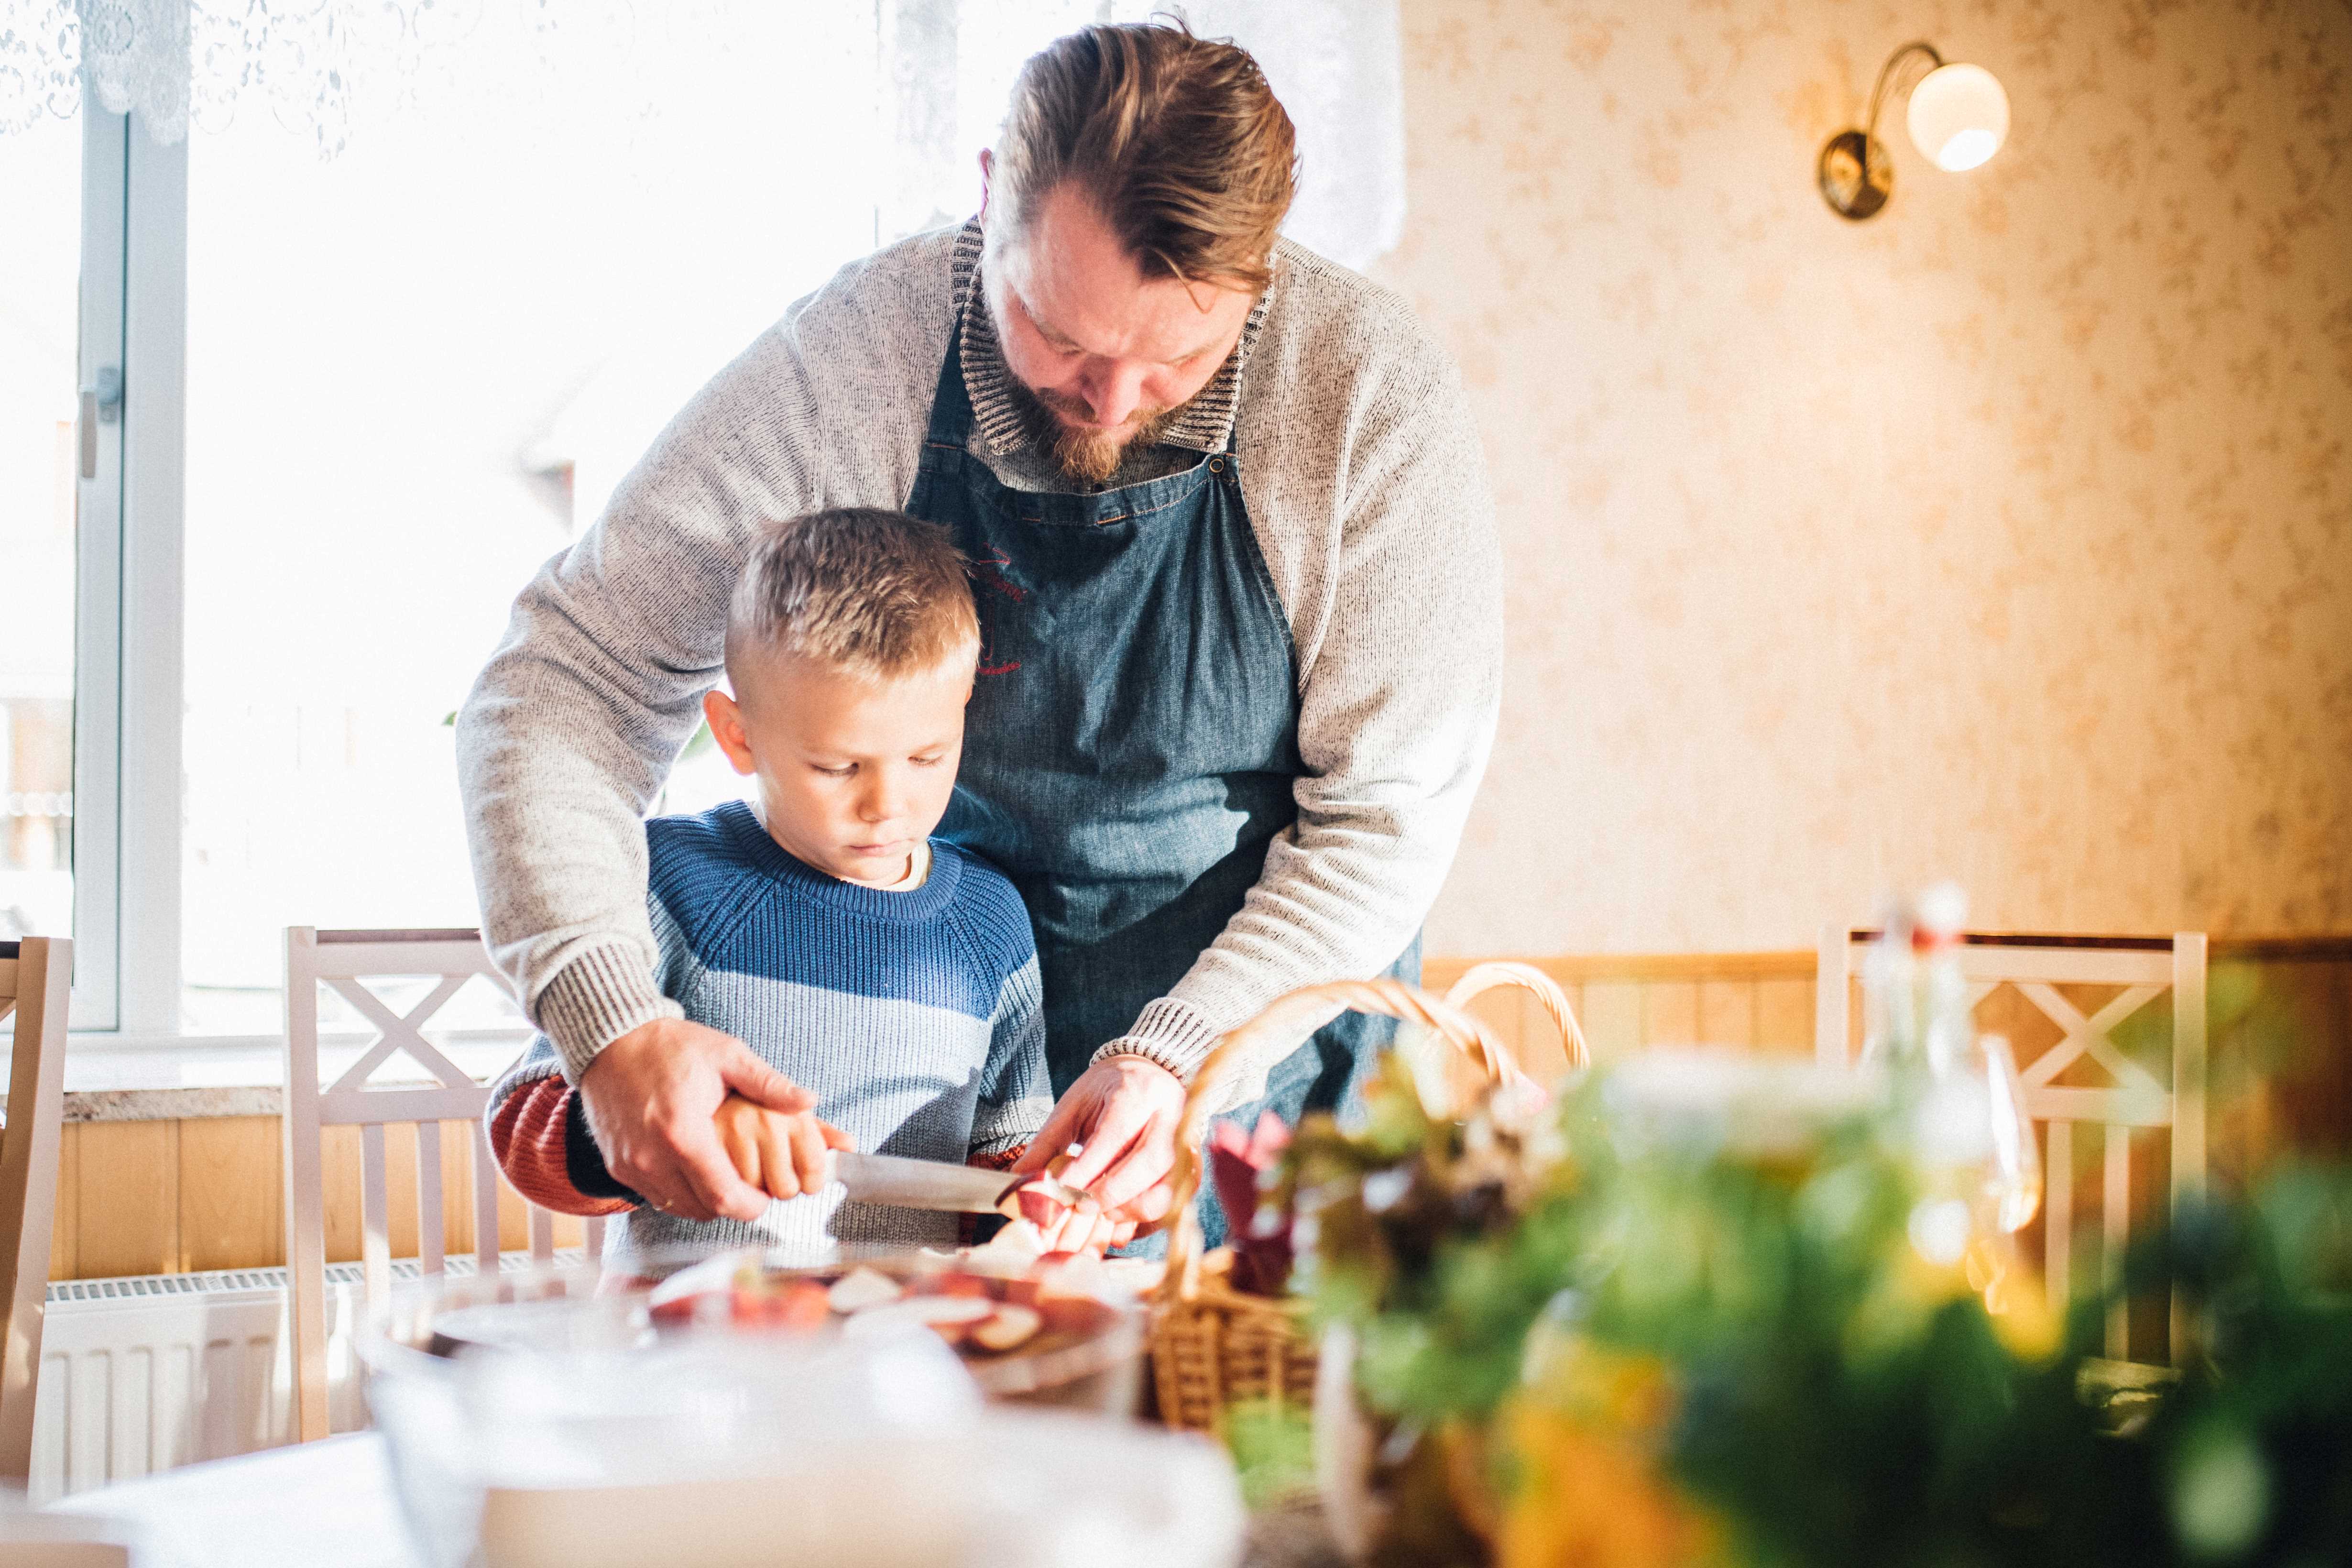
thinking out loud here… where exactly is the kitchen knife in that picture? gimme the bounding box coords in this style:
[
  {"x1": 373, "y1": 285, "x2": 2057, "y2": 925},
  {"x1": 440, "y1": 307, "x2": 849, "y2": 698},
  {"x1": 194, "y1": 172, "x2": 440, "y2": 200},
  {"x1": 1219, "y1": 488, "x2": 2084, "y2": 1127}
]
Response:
[{"x1": 830, "y1": 1150, "x2": 1082, "y2": 1215}]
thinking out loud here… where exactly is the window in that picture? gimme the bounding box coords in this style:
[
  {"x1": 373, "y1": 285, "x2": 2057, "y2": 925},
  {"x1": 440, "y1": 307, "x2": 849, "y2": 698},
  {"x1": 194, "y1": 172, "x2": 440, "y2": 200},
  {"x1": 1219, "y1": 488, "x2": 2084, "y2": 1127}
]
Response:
[
  {"x1": 11, "y1": 0, "x2": 1399, "y2": 1043},
  {"x1": 2, "y1": 99, "x2": 131, "y2": 1033},
  {"x1": 170, "y1": 9, "x2": 880, "y2": 1033},
  {"x1": 0, "y1": 110, "x2": 83, "y2": 953}
]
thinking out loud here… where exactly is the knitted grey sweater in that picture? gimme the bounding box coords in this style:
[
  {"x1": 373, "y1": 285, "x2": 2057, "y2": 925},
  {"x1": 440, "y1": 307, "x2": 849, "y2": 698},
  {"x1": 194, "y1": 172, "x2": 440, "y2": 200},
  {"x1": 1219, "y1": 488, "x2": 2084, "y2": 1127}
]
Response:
[{"x1": 457, "y1": 220, "x2": 1501, "y2": 1096}]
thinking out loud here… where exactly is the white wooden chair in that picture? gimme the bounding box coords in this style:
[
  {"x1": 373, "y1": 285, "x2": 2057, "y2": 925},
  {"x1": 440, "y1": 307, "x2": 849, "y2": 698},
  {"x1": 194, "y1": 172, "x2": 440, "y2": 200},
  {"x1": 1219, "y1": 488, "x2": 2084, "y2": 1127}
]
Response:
[
  {"x1": 1818, "y1": 926, "x2": 2208, "y2": 1360},
  {"x1": 0, "y1": 936, "x2": 70, "y2": 1483},
  {"x1": 283, "y1": 927, "x2": 606, "y2": 1442}
]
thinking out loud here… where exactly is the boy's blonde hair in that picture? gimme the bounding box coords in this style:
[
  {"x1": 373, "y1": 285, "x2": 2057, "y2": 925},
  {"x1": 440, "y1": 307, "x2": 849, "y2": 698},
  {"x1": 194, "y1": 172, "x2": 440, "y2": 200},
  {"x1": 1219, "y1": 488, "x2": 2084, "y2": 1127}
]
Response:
[{"x1": 726, "y1": 509, "x2": 978, "y2": 681}]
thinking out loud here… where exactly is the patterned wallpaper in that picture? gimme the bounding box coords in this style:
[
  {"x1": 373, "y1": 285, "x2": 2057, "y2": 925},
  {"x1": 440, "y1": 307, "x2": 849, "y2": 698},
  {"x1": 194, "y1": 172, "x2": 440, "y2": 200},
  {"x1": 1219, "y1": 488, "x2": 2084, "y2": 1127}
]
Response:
[{"x1": 1385, "y1": 0, "x2": 2352, "y2": 956}]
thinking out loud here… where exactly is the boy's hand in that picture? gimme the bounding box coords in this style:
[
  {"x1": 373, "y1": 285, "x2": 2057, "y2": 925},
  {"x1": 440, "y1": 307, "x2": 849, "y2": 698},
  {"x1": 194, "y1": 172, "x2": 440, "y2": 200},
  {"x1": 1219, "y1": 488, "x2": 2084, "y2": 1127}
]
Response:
[{"x1": 714, "y1": 1094, "x2": 855, "y2": 1201}]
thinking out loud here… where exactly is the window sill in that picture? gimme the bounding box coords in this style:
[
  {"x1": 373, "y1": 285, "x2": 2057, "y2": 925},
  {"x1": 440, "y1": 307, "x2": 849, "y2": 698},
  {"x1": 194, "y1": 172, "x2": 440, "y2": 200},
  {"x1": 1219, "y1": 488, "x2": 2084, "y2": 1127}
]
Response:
[{"x1": 42, "y1": 1030, "x2": 536, "y2": 1122}]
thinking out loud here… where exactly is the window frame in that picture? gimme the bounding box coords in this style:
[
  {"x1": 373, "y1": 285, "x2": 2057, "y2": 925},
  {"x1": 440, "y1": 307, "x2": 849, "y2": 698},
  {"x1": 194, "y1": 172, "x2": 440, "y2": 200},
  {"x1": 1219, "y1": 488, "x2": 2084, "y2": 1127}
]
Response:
[
  {"x1": 68, "y1": 99, "x2": 126, "y2": 1033},
  {"x1": 68, "y1": 97, "x2": 188, "y2": 1045}
]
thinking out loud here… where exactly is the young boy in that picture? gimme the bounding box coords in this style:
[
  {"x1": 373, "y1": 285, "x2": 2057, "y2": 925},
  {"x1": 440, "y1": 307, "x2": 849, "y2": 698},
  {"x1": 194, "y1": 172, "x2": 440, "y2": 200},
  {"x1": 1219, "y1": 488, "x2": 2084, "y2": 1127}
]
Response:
[{"x1": 486, "y1": 507, "x2": 1064, "y2": 1264}]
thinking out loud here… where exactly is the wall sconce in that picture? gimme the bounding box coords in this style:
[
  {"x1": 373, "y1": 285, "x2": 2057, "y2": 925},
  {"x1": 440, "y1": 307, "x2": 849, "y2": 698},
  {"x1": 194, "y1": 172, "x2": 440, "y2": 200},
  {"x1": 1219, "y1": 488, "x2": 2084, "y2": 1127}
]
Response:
[{"x1": 1818, "y1": 41, "x2": 2009, "y2": 219}]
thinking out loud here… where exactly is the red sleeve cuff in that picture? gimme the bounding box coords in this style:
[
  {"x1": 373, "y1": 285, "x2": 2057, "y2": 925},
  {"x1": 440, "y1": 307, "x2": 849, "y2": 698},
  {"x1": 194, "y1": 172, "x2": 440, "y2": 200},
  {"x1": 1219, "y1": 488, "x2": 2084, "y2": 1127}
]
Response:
[
  {"x1": 967, "y1": 1144, "x2": 1028, "y2": 1174},
  {"x1": 490, "y1": 1076, "x2": 635, "y2": 1218}
]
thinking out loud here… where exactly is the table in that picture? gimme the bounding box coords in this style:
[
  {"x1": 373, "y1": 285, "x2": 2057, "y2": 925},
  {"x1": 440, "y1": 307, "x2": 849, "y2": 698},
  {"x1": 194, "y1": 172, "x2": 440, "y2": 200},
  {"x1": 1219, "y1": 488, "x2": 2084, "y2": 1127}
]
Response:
[
  {"x1": 48, "y1": 1434, "x2": 419, "y2": 1568},
  {"x1": 43, "y1": 1429, "x2": 1341, "y2": 1568}
]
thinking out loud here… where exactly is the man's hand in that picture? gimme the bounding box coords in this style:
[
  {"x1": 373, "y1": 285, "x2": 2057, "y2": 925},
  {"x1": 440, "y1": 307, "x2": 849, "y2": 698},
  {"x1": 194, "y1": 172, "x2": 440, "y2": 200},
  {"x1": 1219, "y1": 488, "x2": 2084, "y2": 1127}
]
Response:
[
  {"x1": 1014, "y1": 1055, "x2": 1187, "y2": 1232},
  {"x1": 714, "y1": 1093, "x2": 855, "y2": 1201},
  {"x1": 578, "y1": 1018, "x2": 814, "y2": 1223}
]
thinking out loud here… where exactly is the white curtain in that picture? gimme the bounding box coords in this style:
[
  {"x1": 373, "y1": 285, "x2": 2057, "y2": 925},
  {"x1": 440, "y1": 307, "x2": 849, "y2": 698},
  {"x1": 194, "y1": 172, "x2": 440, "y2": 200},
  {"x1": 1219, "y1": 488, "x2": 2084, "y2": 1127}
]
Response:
[{"x1": 5, "y1": 0, "x2": 1405, "y2": 270}]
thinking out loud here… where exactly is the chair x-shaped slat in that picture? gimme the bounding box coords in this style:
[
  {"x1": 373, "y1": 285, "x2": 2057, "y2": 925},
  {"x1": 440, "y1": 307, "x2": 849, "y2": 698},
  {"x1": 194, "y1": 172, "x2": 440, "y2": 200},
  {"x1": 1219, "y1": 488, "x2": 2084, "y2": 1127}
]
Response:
[
  {"x1": 2014, "y1": 981, "x2": 2169, "y2": 1099},
  {"x1": 324, "y1": 972, "x2": 480, "y2": 1096}
]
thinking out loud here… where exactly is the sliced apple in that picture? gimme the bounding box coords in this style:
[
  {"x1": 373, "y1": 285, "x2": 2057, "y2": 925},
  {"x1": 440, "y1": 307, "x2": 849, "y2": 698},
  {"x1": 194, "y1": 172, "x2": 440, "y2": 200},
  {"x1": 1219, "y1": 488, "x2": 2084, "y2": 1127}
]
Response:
[
  {"x1": 777, "y1": 1281, "x2": 833, "y2": 1331},
  {"x1": 919, "y1": 1270, "x2": 991, "y2": 1299},
  {"x1": 840, "y1": 1294, "x2": 996, "y2": 1340},
  {"x1": 967, "y1": 1305, "x2": 1042, "y2": 1353},
  {"x1": 1015, "y1": 1184, "x2": 1067, "y2": 1230},
  {"x1": 825, "y1": 1267, "x2": 903, "y2": 1315},
  {"x1": 732, "y1": 1280, "x2": 831, "y2": 1332},
  {"x1": 1036, "y1": 1294, "x2": 1112, "y2": 1336},
  {"x1": 1032, "y1": 1251, "x2": 1110, "y2": 1296},
  {"x1": 973, "y1": 1219, "x2": 1050, "y2": 1267}
]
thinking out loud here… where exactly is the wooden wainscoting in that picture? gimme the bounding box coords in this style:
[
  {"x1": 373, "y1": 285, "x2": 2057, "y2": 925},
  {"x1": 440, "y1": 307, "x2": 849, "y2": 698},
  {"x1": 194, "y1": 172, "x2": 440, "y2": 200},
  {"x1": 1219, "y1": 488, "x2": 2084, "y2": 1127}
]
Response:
[
  {"x1": 1424, "y1": 940, "x2": 2352, "y2": 1185},
  {"x1": 1422, "y1": 951, "x2": 1820, "y2": 1081},
  {"x1": 49, "y1": 1117, "x2": 585, "y2": 1282},
  {"x1": 45, "y1": 941, "x2": 2350, "y2": 1280}
]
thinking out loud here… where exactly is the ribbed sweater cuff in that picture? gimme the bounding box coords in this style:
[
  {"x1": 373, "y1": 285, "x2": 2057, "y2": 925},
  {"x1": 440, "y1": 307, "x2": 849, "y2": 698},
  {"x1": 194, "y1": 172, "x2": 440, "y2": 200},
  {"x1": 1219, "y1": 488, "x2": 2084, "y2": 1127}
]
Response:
[
  {"x1": 1091, "y1": 996, "x2": 1223, "y2": 1083},
  {"x1": 533, "y1": 944, "x2": 685, "y2": 1085}
]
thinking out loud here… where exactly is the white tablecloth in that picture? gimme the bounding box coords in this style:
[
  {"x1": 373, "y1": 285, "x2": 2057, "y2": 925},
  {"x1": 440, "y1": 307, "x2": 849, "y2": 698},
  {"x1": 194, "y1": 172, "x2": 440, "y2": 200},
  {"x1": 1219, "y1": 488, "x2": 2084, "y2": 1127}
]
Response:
[{"x1": 48, "y1": 1434, "x2": 420, "y2": 1568}]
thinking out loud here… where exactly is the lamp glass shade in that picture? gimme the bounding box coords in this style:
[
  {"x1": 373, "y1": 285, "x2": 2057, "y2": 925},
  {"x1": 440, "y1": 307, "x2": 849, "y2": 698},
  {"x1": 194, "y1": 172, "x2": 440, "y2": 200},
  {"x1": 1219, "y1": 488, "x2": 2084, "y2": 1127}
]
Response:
[{"x1": 1906, "y1": 62, "x2": 2009, "y2": 172}]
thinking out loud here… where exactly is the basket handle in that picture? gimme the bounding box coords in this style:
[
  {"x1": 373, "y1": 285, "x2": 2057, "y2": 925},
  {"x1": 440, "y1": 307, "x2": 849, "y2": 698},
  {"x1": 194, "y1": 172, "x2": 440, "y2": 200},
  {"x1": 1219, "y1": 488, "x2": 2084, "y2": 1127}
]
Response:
[
  {"x1": 1156, "y1": 978, "x2": 1522, "y2": 1303},
  {"x1": 1443, "y1": 961, "x2": 1591, "y2": 1072}
]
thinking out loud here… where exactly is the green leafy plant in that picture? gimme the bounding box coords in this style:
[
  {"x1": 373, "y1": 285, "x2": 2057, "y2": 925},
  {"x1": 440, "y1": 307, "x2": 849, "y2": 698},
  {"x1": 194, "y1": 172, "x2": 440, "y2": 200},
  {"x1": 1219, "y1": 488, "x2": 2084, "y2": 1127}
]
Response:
[{"x1": 1291, "y1": 1061, "x2": 2352, "y2": 1568}]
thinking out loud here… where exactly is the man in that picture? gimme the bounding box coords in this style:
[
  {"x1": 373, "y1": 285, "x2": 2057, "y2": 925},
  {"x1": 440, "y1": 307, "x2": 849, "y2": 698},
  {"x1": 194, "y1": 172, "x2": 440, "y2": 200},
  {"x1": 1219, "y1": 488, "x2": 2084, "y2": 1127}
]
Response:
[{"x1": 458, "y1": 21, "x2": 1501, "y2": 1240}]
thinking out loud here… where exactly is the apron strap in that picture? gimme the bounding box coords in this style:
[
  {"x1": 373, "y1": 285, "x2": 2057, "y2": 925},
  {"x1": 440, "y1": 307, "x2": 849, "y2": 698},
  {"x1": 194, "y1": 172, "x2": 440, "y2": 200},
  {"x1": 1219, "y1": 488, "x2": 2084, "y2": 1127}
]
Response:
[{"x1": 921, "y1": 314, "x2": 980, "y2": 454}]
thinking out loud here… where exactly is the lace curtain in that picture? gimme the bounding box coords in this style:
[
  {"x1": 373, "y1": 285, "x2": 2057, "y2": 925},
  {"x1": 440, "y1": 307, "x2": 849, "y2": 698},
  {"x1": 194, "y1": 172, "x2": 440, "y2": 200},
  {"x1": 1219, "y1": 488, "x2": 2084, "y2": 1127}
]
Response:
[
  {"x1": 3, "y1": 1, "x2": 647, "y2": 158},
  {"x1": 1, "y1": 0, "x2": 1404, "y2": 268}
]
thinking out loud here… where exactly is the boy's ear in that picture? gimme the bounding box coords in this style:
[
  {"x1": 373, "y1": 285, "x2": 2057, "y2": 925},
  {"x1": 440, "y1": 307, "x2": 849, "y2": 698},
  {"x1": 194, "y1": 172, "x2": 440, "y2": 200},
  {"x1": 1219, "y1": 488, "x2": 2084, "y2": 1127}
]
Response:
[{"x1": 703, "y1": 688, "x2": 758, "y2": 777}]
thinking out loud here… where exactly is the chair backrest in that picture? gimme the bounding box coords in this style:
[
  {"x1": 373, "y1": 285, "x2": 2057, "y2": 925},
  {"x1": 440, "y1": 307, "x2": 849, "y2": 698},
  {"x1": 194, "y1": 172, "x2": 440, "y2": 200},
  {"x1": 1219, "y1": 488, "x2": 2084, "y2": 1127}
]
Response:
[
  {"x1": 0, "y1": 936, "x2": 70, "y2": 1482},
  {"x1": 1817, "y1": 926, "x2": 2208, "y2": 1361},
  {"x1": 283, "y1": 926, "x2": 605, "y2": 1442}
]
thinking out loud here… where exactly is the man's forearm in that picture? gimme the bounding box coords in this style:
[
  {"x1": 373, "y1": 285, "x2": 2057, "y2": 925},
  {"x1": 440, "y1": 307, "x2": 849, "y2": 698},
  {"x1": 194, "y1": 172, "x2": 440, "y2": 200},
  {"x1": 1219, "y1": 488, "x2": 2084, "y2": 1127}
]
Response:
[
  {"x1": 457, "y1": 580, "x2": 703, "y2": 1079},
  {"x1": 1099, "y1": 789, "x2": 1484, "y2": 1103}
]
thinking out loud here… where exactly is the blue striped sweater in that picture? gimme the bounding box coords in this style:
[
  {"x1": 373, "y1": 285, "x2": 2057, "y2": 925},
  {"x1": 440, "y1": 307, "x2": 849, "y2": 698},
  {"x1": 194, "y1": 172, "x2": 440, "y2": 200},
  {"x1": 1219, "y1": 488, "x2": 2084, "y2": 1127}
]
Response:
[{"x1": 486, "y1": 800, "x2": 1051, "y2": 1265}]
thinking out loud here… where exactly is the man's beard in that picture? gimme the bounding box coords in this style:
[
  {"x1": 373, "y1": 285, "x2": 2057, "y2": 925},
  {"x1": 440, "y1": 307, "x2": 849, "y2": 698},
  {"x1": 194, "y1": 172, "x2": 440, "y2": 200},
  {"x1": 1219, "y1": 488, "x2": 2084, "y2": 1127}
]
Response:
[{"x1": 1004, "y1": 374, "x2": 1181, "y2": 488}]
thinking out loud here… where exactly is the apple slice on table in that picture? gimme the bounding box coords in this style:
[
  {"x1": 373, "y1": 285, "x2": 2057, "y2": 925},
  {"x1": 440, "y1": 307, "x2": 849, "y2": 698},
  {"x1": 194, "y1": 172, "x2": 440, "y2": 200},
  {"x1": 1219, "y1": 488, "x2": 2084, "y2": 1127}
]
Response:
[
  {"x1": 825, "y1": 1266, "x2": 903, "y2": 1314},
  {"x1": 732, "y1": 1280, "x2": 831, "y2": 1332},
  {"x1": 841, "y1": 1294, "x2": 996, "y2": 1343},
  {"x1": 967, "y1": 1305, "x2": 1042, "y2": 1353}
]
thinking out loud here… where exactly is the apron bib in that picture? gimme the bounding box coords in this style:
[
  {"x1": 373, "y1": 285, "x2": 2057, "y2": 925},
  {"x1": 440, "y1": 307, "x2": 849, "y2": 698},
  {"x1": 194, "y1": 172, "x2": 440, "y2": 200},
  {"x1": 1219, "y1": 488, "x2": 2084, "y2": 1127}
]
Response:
[{"x1": 906, "y1": 325, "x2": 1415, "y2": 1246}]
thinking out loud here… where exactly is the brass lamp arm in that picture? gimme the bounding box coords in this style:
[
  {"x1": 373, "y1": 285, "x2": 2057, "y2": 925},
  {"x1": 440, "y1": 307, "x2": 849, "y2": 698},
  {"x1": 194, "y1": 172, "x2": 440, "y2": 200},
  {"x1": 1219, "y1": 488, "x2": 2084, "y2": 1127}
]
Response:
[
  {"x1": 1819, "y1": 37, "x2": 2003, "y2": 219},
  {"x1": 1863, "y1": 40, "x2": 1947, "y2": 148}
]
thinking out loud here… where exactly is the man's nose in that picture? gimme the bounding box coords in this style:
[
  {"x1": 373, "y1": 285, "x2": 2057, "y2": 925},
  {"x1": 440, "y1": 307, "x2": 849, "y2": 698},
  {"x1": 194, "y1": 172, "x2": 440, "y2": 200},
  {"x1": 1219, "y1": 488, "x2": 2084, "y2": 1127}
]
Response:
[{"x1": 1081, "y1": 361, "x2": 1149, "y2": 428}]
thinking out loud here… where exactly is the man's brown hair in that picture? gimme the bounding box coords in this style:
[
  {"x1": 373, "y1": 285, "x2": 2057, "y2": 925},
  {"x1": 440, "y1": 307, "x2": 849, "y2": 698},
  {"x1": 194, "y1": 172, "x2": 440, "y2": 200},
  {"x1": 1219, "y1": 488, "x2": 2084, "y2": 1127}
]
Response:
[
  {"x1": 726, "y1": 508, "x2": 978, "y2": 681},
  {"x1": 994, "y1": 21, "x2": 1298, "y2": 292}
]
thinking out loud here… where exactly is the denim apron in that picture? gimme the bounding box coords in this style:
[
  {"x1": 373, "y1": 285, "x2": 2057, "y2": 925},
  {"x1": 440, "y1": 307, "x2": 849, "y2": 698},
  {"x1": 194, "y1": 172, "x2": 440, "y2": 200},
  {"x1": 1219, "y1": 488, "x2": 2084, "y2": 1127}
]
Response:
[{"x1": 907, "y1": 329, "x2": 1417, "y2": 1246}]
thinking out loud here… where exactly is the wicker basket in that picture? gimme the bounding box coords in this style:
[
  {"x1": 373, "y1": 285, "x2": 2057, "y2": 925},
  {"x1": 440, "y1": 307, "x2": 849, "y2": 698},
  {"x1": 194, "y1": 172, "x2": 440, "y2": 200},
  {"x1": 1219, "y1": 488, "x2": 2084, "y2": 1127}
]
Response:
[
  {"x1": 1443, "y1": 960, "x2": 1590, "y2": 1074},
  {"x1": 1147, "y1": 978, "x2": 1528, "y2": 1434}
]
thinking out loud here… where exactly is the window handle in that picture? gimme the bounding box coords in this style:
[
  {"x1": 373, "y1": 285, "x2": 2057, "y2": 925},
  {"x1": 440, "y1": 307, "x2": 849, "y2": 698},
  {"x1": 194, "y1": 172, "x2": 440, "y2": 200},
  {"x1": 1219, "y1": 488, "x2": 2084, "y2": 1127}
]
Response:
[{"x1": 79, "y1": 365, "x2": 122, "y2": 479}]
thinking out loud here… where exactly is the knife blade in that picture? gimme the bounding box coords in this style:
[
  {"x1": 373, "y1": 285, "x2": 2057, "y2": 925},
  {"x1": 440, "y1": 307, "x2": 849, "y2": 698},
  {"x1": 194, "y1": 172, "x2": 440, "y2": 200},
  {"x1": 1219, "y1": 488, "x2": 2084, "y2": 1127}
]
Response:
[{"x1": 829, "y1": 1150, "x2": 1025, "y2": 1214}]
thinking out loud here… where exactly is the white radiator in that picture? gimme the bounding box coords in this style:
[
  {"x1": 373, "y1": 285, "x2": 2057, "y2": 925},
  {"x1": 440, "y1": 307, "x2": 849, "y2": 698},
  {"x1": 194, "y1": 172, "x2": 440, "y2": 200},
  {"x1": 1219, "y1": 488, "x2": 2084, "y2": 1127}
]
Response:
[{"x1": 30, "y1": 1252, "x2": 579, "y2": 1505}]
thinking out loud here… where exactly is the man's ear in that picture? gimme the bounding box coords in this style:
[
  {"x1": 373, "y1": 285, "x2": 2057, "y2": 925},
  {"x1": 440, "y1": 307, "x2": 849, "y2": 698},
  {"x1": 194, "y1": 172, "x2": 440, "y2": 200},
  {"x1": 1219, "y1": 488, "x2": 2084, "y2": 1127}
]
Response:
[
  {"x1": 703, "y1": 687, "x2": 758, "y2": 777},
  {"x1": 977, "y1": 148, "x2": 994, "y2": 224}
]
